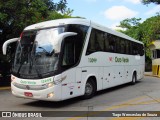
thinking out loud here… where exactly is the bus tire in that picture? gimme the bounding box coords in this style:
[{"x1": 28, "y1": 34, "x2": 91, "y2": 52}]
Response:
[
  {"x1": 83, "y1": 79, "x2": 96, "y2": 99},
  {"x1": 131, "y1": 72, "x2": 137, "y2": 85}
]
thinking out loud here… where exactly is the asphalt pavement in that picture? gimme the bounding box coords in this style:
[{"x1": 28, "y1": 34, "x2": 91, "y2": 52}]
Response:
[{"x1": 0, "y1": 75, "x2": 160, "y2": 120}]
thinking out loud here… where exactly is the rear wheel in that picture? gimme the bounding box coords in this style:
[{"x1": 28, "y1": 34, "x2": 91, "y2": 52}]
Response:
[
  {"x1": 131, "y1": 72, "x2": 137, "y2": 85},
  {"x1": 83, "y1": 79, "x2": 96, "y2": 99}
]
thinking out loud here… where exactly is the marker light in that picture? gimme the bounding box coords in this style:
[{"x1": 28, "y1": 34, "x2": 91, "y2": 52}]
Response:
[
  {"x1": 20, "y1": 32, "x2": 23, "y2": 38},
  {"x1": 11, "y1": 75, "x2": 15, "y2": 82},
  {"x1": 43, "y1": 82, "x2": 54, "y2": 89}
]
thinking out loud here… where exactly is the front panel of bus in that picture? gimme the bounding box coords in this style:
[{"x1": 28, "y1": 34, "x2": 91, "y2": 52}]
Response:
[{"x1": 11, "y1": 24, "x2": 89, "y2": 101}]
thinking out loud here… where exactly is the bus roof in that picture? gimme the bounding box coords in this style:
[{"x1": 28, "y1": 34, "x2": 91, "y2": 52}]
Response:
[
  {"x1": 24, "y1": 18, "x2": 143, "y2": 44},
  {"x1": 24, "y1": 18, "x2": 90, "y2": 30}
]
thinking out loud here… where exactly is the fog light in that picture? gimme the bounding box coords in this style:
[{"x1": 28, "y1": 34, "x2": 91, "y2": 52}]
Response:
[{"x1": 47, "y1": 92, "x2": 54, "y2": 98}]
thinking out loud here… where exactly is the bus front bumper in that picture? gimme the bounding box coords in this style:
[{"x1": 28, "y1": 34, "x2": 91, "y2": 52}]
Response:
[{"x1": 11, "y1": 83, "x2": 62, "y2": 101}]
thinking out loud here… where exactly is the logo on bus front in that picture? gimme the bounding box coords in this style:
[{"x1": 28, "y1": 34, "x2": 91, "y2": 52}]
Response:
[{"x1": 19, "y1": 78, "x2": 52, "y2": 85}]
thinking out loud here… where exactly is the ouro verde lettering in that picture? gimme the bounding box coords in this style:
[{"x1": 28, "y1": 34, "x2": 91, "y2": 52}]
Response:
[
  {"x1": 115, "y1": 57, "x2": 122, "y2": 62},
  {"x1": 20, "y1": 80, "x2": 36, "y2": 85},
  {"x1": 115, "y1": 57, "x2": 129, "y2": 63}
]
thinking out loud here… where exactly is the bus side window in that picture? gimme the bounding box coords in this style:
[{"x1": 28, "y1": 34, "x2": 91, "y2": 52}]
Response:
[
  {"x1": 62, "y1": 37, "x2": 75, "y2": 66},
  {"x1": 104, "y1": 33, "x2": 109, "y2": 52},
  {"x1": 125, "y1": 40, "x2": 130, "y2": 54},
  {"x1": 96, "y1": 30, "x2": 104, "y2": 51},
  {"x1": 131, "y1": 42, "x2": 137, "y2": 55},
  {"x1": 108, "y1": 34, "x2": 116, "y2": 52},
  {"x1": 115, "y1": 36, "x2": 120, "y2": 53},
  {"x1": 86, "y1": 29, "x2": 96, "y2": 55},
  {"x1": 120, "y1": 39, "x2": 125, "y2": 54},
  {"x1": 139, "y1": 44, "x2": 144, "y2": 56},
  {"x1": 86, "y1": 28, "x2": 106, "y2": 55}
]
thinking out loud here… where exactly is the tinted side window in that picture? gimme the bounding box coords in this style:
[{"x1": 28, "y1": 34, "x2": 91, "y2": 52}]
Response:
[
  {"x1": 140, "y1": 44, "x2": 144, "y2": 56},
  {"x1": 86, "y1": 28, "x2": 144, "y2": 56},
  {"x1": 115, "y1": 36, "x2": 120, "y2": 53},
  {"x1": 86, "y1": 29, "x2": 105, "y2": 55},
  {"x1": 120, "y1": 39, "x2": 126, "y2": 54},
  {"x1": 86, "y1": 29, "x2": 96, "y2": 54},
  {"x1": 96, "y1": 30, "x2": 105, "y2": 51},
  {"x1": 125, "y1": 40, "x2": 130, "y2": 54},
  {"x1": 108, "y1": 34, "x2": 116, "y2": 53},
  {"x1": 104, "y1": 33, "x2": 109, "y2": 52},
  {"x1": 132, "y1": 42, "x2": 137, "y2": 55},
  {"x1": 66, "y1": 24, "x2": 89, "y2": 63},
  {"x1": 62, "y1": 24, "x2": 89, "y2": 68},
  {"x1": 62, "y1": 38, "x2": 75, "y2": 66}
]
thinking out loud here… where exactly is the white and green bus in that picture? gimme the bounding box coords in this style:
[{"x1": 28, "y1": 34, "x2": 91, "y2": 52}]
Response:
[{"x1": 3, "y1": 18, "x2": 145, "y2": 101}]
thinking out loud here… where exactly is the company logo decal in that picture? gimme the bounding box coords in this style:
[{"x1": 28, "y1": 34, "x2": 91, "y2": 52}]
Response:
[{"x1": 109, "y1": 57, "x2": 129, "y2": 63}]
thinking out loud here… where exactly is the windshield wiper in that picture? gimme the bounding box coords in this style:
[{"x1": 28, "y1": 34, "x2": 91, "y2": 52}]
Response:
[
  {"x1": 38, "y1": 47, "x2": 54, "y2": 56},
  {"x1": 30, "y1": 54, "x2": 42, "y2": 78},
  {"x1": 30, "y1": 44, "x2": 43, "y2": 78},
  {"x1": 16, "y1": 44, "x2": 24, "y2": 76},
  {"x1": 16, "y1": 44, "x2": 42, "y2": 78},
  {"x1": 17, "y1": 61, "x2": 24, "y2": 76}
]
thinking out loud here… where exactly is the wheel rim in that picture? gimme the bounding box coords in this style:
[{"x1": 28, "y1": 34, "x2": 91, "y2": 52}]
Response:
[{"x1": 85, "y1": 82, "x2": 93, "y2": 95}]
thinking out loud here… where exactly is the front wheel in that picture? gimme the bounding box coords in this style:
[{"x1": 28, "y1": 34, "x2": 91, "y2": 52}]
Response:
[{"x1": 83, "y1": 79, "x2": 96, "y2": 99}]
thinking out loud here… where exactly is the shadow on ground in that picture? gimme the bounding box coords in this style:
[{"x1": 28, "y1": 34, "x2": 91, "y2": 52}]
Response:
[{"x1": 23, "y1": 81, "x2": 141, "y2": 108}]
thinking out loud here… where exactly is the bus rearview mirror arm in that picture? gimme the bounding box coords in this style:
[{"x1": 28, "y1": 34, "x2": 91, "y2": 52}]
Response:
[
  {"x1": 54, "y1": 32, "x2": 77, "y2": 53},
  {"x1": 2, "y1": 38, "x2": 19, "y2": 55}
]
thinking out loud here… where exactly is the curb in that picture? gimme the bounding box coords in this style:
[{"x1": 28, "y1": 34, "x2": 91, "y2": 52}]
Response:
[
  {"x1": 0, "y1": 86, "x2": 11, "y2": 90},
  {"x1": 144, "y1": 74, "x2": 160, "y2": 78}
]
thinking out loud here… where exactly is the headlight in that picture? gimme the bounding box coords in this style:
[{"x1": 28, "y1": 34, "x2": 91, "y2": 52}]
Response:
[
  {"x1": 53, "y1": 75, "x2": 67, "y2": 85},
  {"x1": 43, "y1": 82, "x2": 54, "y2": 88},
  {"x1": 47, "y1": 82, "x2": 54, "y2": 87}
]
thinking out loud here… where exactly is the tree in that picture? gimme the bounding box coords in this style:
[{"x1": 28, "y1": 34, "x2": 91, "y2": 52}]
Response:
[
  {"x1": 118, "y1": 18, "x2": 141, "y2": 29},
  {"x1": 118, "y1": 15, "x2": 160, "y2": 67},
  {"x1": 117, "y1": 18, "x2": 142, "y2": 40},
  {"x1": 0, "y1": 0, "x2": 73, "y2": 77},
  {"x1": 0, "y1": 0, "x2": 71, "y2": 47},
  {"x1": 142, "y1": 0, "x2": 160, "y2": 4}
]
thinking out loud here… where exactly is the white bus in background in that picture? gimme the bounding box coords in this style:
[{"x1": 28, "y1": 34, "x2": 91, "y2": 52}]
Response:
[{"x1": 3, "y1": 18, "x2": 145, "y2": 101}]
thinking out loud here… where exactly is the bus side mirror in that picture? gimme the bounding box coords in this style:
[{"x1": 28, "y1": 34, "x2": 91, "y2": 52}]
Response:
[
  {"x1": 2, "y1": 38, "x2": 19, "y2": 55},
  {"x1": 54, "y1": 32, "x2": 77, "y2": 53}
]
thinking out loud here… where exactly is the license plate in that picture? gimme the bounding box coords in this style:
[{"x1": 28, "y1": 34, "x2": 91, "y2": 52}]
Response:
[{"x1": 24, "y1": 92, "x2": 33, "y2": 97}]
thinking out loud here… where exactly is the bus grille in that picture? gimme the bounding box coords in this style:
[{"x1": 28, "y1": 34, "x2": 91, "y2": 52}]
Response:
[{"x1": 13, "y1": 82, "x2": 47, "y2": 90}]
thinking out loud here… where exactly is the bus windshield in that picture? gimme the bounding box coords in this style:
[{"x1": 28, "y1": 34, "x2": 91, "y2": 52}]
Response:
[{"x1": 12, "y1": 27, "x2": 65, "y2": 78}]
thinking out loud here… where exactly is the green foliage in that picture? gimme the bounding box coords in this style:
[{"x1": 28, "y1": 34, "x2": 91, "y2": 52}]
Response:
[
  {"x1": 118, "y1": 15, "x2": 160, "y2": 62},
  {"x1": 47, "y1": 11, "x2": 71, "y2": 20},
  {"x1": 0, "y1": 0, "x2": 72, "y2": 44},
  {"x1": 0, "y1": 0, "x2": 73, "y2": 76},
  {"x1": 142, "y1": 0, "x2": 160, "y2": 4},
  {"x1": 118, "y1": 18, "x2": 141, "y2": 29}
]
